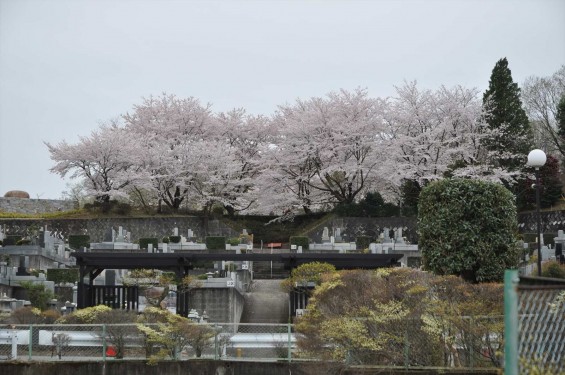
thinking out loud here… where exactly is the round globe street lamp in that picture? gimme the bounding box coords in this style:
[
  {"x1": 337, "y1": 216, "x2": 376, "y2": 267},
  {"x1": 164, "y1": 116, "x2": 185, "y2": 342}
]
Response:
[{"x1": 527, "y1": 149, "x2": 547, "y2": 276}]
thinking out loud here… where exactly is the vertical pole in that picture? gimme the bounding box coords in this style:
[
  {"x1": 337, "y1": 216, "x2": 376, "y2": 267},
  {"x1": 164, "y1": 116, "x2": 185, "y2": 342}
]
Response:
[
  {"x1": 78, "y1": 267, "x2": 85, "y2": 308},
  {"x1": 536, "y1": 170, "x2": 542, "y2": 276},
  {"x1": 504, "y1": 270, "x2": 518, "y2": 375},
  {"x1": 28, "y1": 325, "x2": 33, "y2": 360},
  {"x1": 214, "y1": 324, "x2": 218, "y2": 360},
  {"x1": 468, "y1": 317, "x2": 474, "y2": 368},
  {"x1": 11, "y1": 330, "x2": 17, "y2": 359},
  {"x1": 287, "y1": 323, "x2": 292, "y2": 363},
  {"x1": 102, "y1": 324, "x2": 107, "y2": 362},
  {"x1": 403, "y1": 329, "x2": 409, "y2": 367}
]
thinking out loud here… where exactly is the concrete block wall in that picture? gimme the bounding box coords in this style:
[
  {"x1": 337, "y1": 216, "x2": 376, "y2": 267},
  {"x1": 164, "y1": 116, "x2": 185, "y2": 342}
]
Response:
[{"x1": 189, "y1": 287, "x2": 245, "y2": 324}]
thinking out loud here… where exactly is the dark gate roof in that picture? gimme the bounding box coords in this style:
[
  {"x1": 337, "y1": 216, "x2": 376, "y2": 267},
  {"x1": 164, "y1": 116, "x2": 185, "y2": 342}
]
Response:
[{"x1": 71, "y1": 252, "x2": 402, "y2": 271}]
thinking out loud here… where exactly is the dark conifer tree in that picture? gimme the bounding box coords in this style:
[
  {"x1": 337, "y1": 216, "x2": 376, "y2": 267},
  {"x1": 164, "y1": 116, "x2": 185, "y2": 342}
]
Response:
[
  {"x1": 517, "y1": 154, "x2": 563, "y2": 210},
  {"x1": 483, "y1": 58, "x2": 533, "y2": 172}
]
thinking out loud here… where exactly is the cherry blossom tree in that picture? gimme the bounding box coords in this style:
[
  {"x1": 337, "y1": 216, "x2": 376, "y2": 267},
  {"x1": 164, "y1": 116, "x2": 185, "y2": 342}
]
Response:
[
  {"x1": 266, "y1": 88, "x2": 383, "y2": 213},
  {"x1": 46, "y1": 82, "x2": 527, "y2": 217},
  {"x1": 46, "y1": 122, "x2": 135, "y2": 203},
  {"x1": 379, "y1": 82, "x2": 521, "y2": 205},
  {"x1": 210, "y1": 109, "x2": 273, "y2": 215},
  {"x1": 122, "y1": 94, "x2": 214, "y2": 211}
]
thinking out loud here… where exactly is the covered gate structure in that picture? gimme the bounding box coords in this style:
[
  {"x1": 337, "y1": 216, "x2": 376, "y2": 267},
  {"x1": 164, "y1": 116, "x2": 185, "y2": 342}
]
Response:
[{"x1": 72, "y1": 252, "x2": 402, "y2": 316}]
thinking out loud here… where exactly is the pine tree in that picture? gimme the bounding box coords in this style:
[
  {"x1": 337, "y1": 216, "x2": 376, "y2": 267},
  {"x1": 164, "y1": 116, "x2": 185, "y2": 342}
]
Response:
[{"x1": 483, "y1": 58, "x2": 533, "y2": 172}]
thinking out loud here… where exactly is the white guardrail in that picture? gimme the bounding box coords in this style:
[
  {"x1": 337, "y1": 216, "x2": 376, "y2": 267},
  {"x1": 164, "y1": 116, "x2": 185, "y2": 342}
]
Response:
[{"x1": 1, "y1": 327, "x2": 296, "y2": 359}]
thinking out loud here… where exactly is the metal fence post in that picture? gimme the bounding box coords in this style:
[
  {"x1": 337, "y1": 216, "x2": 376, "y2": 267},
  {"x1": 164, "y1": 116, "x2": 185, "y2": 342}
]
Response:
[
  {"x1": 403, "y1": 329, "x2": 409, "y2": 368},
  {"x1": 287, "y1": 323, "x2": 292, "y2": 363},
  {"x1": 102, "y1": 324, "x2": 107, "y2": 362},
  {"x1": 28, "y1": 325, "x2": 33, "y2": 360},
  {"x1": 214, "y1": 323, "x2": 218, "y2": 360},
  {"x1": 504, "y1": 270, "x2": 518, "y2": 375},
  {"x1": 468, "y1": 317, "x2": 474, "y2": 368}
]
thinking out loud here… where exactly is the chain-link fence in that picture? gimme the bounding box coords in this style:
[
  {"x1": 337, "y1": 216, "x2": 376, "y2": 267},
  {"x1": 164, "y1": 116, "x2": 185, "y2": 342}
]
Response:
[
  {"x1": 1, "y1": 318, "x2": 504, "y2": 367},
  {"x1": 518, "y1": 282, "x2": 565, "y2": 373},
  {"x1": 290, "y1": 316, "x2": 503, "y2": 368},
  {"x1": 0, "y1": 323, "x2": 296, "y2": 362},
  {"x1": 504, "y1": 270, "x2": 565, "y2": 375}
]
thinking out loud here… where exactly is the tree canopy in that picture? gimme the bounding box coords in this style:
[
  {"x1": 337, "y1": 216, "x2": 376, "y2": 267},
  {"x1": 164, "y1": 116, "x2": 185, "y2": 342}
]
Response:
[
  {"x1": 418, "y1": 178, "x2": 520, "y2": 282},
  {"x1": 47, "y1": 76, "x2": 538, "y2": 217},
  {"x1": 296, "y1": 268, "x2": 503, "y2": 367},
  {"x1": 483, "y1": 57, "x2": 533, "y2": 173}
]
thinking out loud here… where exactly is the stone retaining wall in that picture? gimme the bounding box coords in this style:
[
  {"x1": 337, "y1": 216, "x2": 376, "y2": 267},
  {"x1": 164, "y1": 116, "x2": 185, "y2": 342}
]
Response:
[
  {"x1": 0, "y1": 198, "x2": 75, "y2": 215},
  {"x1": 0, "y1": 217, "x2": 237, "y2": 244}
]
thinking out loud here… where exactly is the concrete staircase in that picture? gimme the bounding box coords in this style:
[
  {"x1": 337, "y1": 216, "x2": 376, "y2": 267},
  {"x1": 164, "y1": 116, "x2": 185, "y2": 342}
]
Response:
[
  {"x1": 252, "y1": 261, "x2": 289, "y2": 279},
  {"x1": 240, "y1": 279, "x2": 289, "y2": 326}
]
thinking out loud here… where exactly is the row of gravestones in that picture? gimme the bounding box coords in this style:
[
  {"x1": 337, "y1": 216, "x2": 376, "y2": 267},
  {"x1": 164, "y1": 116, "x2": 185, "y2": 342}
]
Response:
[{"x1": 320, "y1": 226, "x2": 407, "y2": 244}]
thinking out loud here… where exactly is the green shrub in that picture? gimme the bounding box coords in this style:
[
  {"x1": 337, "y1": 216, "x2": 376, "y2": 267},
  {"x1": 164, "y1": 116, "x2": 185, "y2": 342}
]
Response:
[
  {"x1": 3, "y1": 236, "x2": 21, "y2": 246},
  {"x1": 355, "y1": 236, "x2": 372, "y2": 250},
  {"x1": 418, "y1": 178, "x2": 519, "y2": 282},
  {"x1": 541, "y1": 262, "x2": 565, "y2": 279},
  {"x1": 19, "y1": 281, "x2": 55, "y2": 311},
  {"x1": 169, "y1": 236, "x2": 181, "y2": 243},
  {"x1": 162, "y1": 237, "x2": 170, "y2": 243},
  {"x1": 228, "y1": 237, "x2": 241, "y2": 246},
  {"x1": 334, "y1": 192, "x2": 400, "y2": 217},
  {"x1": 68, "y1": 235, "x2": 90, "y2": 250},
  {"x1": 205, "y1": 236, "x2": 226, "y2": 251},
  {"x1": 290, "y1": 236, "x2": 309, "y2": 250},
  {"x1": 47, "y1": 268, "x2": 79, "y2": 284},
  {"x1": 114, "y1": 202, "x2": 132, "y2": 215},
  {"x1": 139, "y1": 237, "x2": 159, "y2": 250}
]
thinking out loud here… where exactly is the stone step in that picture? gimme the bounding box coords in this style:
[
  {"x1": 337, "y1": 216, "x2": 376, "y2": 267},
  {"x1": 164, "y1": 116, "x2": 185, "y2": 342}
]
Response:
[
  {"x1": 252, "y1": 261, "x2": 289, "y2": 279},
  {"x1": 240, "y1": 279, "x2": 289, "y2": 329}
]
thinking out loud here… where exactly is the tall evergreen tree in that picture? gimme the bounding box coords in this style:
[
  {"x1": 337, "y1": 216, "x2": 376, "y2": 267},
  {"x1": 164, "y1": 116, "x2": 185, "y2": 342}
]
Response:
[
  {"x1": 516, "y1": 154, "x2": 563, "y2": 210},
  {"x1": 483, "y1": 58, "x2": 533, "y2": 173}
]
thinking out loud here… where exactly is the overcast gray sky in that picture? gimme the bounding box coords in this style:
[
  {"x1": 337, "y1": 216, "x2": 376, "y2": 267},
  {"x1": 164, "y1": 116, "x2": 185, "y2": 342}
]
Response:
[{"x1": 1, "y1": 0, "x2": 564, "y2": 200}]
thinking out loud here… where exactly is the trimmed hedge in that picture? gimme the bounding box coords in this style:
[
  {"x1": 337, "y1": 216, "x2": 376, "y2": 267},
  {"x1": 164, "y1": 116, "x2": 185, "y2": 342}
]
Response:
[
  {"x1": 139, "y1": 237, "x2": 159, "y2": 250},
  {"x1": 3, "y1": 236, "x2": 21, "y2": 246},
  {"x1": 290, "y1": 236, "x2": 309, "y2": 250},
  {"x1": 169, "y1": 236, "x2": 181, "y2": 243},
  {"x1": 47, "y1": 268, "x2": 79, "y2": 285},
  {"x1": 206, "y1": 236, "x2": 226, "y2": 251},
  {"x1": 68, "y1": 235, "x2": 90, "y2": 250},
  {"x1": 419, "y1": 178, "x2": 519, "y2": 282},
  {"x1": 355, "y1": 236, "x2": 372, "y2": 250}
]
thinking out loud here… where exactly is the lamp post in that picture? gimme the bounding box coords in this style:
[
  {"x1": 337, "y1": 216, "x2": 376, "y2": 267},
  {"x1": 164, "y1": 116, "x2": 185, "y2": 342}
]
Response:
[{"x1": 527, "y1": 149, "x2": 547, "y2": 276}]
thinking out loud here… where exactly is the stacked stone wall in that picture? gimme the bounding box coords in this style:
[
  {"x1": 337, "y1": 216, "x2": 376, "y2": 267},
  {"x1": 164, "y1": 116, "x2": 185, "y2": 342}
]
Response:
[
  {"x1": 0, "y1": 217, "x2": 237, "y2": 243},
  {"x1": 0, "y1": 197, "x2": 75, "y2": 214}
]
